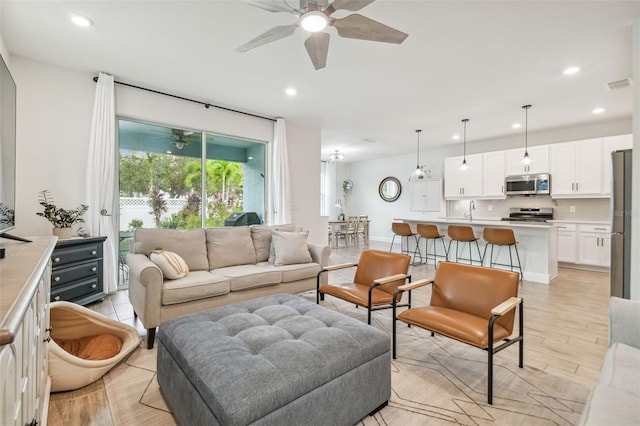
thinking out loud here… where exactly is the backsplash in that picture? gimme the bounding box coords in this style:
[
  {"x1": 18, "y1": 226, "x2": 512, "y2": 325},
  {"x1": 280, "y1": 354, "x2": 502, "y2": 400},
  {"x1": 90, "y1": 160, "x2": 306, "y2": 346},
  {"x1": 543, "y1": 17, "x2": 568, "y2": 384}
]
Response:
[{"x1": 447, "y1": 197, "x2": 611, "y2": 222}]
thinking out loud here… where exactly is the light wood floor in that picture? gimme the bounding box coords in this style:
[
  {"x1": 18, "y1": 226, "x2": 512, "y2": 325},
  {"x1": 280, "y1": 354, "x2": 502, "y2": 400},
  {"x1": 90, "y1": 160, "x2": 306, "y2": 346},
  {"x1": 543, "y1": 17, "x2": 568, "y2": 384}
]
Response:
[{"x1": 48, "y1": 241, "x2": 610, "y2": 424}]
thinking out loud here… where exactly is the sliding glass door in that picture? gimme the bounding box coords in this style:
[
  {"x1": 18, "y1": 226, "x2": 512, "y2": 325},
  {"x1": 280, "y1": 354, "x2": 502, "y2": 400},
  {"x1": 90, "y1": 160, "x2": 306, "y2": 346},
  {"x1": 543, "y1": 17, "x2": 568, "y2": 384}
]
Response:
[{"x1": 117, "y1": 119, "x2": 265, "y2": 286}]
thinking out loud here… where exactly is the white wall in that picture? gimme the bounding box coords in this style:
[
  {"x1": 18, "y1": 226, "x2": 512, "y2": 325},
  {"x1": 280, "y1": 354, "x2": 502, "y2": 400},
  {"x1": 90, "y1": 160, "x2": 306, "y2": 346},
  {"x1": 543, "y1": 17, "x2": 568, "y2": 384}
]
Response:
[
  {"x1": 286, "y1": 122, "x2": 323, "y2": 244},
  {"x1": 9, "y1": 56, "x2": 324, "y2": 242},
  {"x1": 12, "y1": 57, "x2": 95, "y2": 237}
]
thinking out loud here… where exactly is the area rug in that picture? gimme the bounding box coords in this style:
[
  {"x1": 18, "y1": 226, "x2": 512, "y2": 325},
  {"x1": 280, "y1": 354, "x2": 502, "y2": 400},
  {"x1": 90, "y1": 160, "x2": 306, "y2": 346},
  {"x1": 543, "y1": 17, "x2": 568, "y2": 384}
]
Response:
[{"x1": 100, "y1": 291, "x2": 589, "y2": 426}]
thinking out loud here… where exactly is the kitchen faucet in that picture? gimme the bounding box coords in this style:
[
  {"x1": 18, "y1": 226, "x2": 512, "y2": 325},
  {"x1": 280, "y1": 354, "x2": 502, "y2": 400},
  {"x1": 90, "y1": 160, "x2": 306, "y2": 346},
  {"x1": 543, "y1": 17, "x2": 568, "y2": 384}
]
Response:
[{"x1": 467, "y1": 200, "x2": 475, "y2": 221}]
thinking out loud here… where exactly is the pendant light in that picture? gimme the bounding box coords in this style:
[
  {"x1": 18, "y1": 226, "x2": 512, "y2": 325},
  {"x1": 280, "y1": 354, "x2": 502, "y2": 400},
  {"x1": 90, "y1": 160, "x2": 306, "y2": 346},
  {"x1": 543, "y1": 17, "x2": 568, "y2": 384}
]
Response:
[
  {"x1": 411, "y1": 129, "x2": 425, "y2": 179},
  {"x1": 521, "y1": 104, "x2": 532, "y2": 165},
  {"x1": 460, "y1": 119, "x2": 469, "y2": 170}
]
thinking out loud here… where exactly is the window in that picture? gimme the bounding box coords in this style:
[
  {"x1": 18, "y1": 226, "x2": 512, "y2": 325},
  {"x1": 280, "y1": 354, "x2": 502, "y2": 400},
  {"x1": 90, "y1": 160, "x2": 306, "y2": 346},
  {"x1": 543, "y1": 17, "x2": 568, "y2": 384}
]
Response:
[{"x1": 117, "y1": 119, "x2": 265, "y2": 285}]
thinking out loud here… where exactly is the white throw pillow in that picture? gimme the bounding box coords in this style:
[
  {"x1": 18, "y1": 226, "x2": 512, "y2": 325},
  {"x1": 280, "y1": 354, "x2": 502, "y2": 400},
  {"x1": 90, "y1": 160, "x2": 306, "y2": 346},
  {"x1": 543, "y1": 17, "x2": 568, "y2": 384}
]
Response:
[
  {"x1": 270, "y1": 230, "x2": 313, "y2": 266},
  {"x1": 149, "y1": 250, "x2": 189, "y2": 279}
]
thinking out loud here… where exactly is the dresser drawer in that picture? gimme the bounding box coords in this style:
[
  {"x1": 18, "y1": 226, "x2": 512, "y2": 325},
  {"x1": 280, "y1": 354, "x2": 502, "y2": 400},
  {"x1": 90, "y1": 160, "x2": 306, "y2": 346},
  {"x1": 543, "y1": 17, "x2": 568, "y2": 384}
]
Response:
[
  {"x1": 51, "y1": 277, "x2": 101, "y2": 303},
  {"x1": 52, "y1": 243, "x2": 102, "y2": 266},
  {"x1": 51, "y1": 261, "x2": 100, "y2": 286}
]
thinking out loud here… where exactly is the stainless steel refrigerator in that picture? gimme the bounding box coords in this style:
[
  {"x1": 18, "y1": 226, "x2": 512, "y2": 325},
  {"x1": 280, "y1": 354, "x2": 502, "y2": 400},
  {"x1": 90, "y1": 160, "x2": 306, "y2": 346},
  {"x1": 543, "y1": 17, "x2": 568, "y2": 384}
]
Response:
[{"x1": 611, "y1": 149, "x2": 632, "y2": 299}]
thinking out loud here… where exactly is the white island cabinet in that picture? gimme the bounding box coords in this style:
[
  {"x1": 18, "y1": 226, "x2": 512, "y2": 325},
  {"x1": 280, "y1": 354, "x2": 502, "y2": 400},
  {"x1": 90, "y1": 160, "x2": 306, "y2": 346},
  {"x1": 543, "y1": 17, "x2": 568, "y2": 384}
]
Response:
[
  {"x1": 395, "y1": 218, "x2": 557, "y2": 284},
  {"x1": 1, "y1": 237, "x2": 56, "y2": 426}
]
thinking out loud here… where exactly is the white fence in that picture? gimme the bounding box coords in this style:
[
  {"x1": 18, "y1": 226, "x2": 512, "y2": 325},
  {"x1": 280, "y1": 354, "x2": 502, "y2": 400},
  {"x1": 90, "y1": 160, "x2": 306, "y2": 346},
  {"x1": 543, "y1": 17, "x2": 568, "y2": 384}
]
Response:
[{"x1": 119, "y1": 197, "x2": 187, "y2": 231}]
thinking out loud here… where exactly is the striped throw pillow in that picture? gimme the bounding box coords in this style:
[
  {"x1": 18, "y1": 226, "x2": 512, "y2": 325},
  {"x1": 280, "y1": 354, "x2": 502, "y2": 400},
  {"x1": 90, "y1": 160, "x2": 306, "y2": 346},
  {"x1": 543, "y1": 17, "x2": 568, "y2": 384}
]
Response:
[{"x1": 149, "y1": 250, "x2": 189, "y2": 279}]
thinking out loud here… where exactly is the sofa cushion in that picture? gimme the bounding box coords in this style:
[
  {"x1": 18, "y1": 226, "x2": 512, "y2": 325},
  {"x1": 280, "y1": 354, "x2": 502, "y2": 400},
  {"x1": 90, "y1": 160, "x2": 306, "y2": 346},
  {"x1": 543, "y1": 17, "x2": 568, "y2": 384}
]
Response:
[
  {"x1": 257, "y1": 262, "x2": 321, "y2": 283},
  {"x1": 212, "y1": 264, "x2": 282, "y2": 291},
  {"x1": 270, "y1": 230, "x2": 312, "y2": 266},
  {"x1": 133, "y1": 228, "x2": 209, "y2": 271},
  {"x1": 162, "y1": 271, "x2": 230, "y2": 305},
  {"x1": 598, "y1": 342, "x2": 640, "y2": 396},
  {"x1": 251, "y1": 224, "x2": 297, "y2": 262},
  {"x1": 206, "y1": 227, "x2": 256, "y2": 269},
  {"x1": 580, "y1": 384, "x2": 640, "y2": 425},
  {"x1": 150, "y1": 250, "x2": 189, "y2": 280}
]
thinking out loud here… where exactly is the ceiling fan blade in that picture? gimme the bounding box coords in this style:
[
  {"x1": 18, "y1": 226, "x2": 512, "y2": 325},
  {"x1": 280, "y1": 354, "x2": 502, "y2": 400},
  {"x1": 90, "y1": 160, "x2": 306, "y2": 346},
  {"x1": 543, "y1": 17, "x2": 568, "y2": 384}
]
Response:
[
  {"x1": 304, "y1": 32, "x2": 330, "y2": 70},
  {"x1": 235, "y1": 24, "x2": 298, "y2": 52},
  {"x1": 239, "y1": 0, "x2": 295, "y2": 13},
  {"x1": 333, "y1": 14, "x2": 408, "y2": 44},
  {"x1": 331, "y1": 0, "x2": 375, "y2": 12}
]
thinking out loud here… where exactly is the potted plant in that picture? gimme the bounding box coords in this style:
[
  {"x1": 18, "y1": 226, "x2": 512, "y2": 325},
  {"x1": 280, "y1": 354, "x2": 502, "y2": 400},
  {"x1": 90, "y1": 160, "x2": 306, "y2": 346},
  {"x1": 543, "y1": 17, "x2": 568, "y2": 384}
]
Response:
[{"x1": 36, "y1": 190, "x2": 89, "y2": 239}]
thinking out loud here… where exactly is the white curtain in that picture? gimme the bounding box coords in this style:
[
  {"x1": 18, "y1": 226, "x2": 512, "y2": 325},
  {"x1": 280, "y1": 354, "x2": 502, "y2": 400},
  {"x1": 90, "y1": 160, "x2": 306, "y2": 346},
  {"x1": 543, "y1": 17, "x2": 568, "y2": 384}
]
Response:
[
  {"x1": 323, "y1": 160, "x2": 337, "y2": 219},
  {"x1": 268, "y1": 118, "x2": 292, "y2": 224},
  {"x1": 85, "y1": 72, "x2": 118, "y2": 294}
]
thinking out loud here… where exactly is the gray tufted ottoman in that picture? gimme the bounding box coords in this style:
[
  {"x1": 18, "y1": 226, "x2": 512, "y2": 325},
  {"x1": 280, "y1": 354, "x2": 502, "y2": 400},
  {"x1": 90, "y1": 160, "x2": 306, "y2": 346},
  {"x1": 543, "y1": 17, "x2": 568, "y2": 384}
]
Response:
[{"x1": 157, "y1": 294, "x2": 391, "y2": 426}]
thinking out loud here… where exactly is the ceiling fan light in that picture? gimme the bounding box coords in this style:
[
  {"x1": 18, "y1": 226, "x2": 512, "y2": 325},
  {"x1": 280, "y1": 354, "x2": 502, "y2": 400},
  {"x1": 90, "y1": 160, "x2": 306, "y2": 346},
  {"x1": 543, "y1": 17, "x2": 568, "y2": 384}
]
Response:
[
  {"x1": 300, "y1": 11, "x2": 328, "y2": 32},
  {"x1": 329, "y1": 150, "x2": 344, "y2": 161}
]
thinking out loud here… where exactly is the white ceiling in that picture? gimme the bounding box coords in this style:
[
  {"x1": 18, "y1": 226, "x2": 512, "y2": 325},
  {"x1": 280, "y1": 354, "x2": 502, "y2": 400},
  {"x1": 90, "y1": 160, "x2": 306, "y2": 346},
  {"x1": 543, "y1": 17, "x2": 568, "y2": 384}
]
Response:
[{"x1": 2, "y1": 1, "x2": 638, "y2": 162}]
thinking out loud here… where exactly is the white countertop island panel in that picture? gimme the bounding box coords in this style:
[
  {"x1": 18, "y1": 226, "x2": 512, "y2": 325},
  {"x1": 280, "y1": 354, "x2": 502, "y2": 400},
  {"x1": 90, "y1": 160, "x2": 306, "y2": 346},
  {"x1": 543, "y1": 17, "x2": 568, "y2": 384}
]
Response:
[{"x1": 396, "y1": 218, "x2": 558, "y2": 284}]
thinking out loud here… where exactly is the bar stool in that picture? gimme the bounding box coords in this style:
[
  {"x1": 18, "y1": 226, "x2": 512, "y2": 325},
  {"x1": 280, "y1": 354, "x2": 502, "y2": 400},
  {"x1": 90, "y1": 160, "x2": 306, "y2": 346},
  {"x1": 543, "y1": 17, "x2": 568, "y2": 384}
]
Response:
[
  {"x1": 482, "y1": 227, "x2": 523, "y2": 280},
  {"x1": 390, "y1": 222, "x2": 421, "y2": 264},
  {"x1": 447, "y1": 225, "x2": 482, "y2": 265},
  {"x1": 416, "y1": 223, "x2": 448, "y2": 268}
]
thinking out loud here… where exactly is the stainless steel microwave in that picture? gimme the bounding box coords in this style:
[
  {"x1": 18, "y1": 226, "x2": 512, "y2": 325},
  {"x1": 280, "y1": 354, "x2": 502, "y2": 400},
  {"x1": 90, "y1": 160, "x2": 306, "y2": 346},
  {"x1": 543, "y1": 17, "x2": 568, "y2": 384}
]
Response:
[{"x1": 505, "y1": 173, "x2": 551, "y2": 196}]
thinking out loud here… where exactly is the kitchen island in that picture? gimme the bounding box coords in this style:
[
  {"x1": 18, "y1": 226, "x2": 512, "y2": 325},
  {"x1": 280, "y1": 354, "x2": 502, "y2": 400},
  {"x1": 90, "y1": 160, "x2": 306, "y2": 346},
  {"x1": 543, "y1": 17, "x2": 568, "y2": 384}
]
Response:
[{"x1": 396, "y1": 217, "x2": 558, "y2": 284}]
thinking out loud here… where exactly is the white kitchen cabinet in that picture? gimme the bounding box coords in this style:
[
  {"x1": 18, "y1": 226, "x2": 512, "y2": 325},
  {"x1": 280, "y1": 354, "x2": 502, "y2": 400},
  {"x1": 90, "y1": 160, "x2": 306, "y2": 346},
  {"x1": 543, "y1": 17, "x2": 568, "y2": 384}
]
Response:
[
  {"x1": 410, "y1": 178, "x2": 442, "y2": 211},
  {"x1": 482, "y1": 150, "x2": 506, "y2": 198},
  {"x1": 444, "y1": 154, "x2": 483, "y2": 199},
  {"x1": 550, "y1": 138, "x2": 603, "y2": 197},
  {"x1": 556, "y1": 223, "x2": 577, "y2": 263},
  {"x1": 602, "y1": 134, "x2": 633, "y2": 196},
  {"x1": 506, "y1": 145, "x2": 549, "y2": 175},
  {"x1": 577, "y1": 224, "x2": 611, "y2": 267}
]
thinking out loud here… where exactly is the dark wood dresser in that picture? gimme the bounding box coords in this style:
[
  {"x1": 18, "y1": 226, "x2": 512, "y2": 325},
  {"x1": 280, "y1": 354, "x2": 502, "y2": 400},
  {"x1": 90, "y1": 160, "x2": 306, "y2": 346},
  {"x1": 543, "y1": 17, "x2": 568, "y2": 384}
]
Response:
[{"x1": 50, "y1": 236, "x2": 107, "y2": 305}]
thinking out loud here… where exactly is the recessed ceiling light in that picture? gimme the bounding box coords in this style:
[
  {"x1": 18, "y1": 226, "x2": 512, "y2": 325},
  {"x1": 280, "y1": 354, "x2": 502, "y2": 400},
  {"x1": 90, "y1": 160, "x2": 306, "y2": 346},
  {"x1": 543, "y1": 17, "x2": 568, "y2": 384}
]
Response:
[
  {"x1": 563, "y1": 66, "x2": 580, "y2": 75},
  {"x1": 285, "y1": 88, "x2": 297, "y2": 96},
  {"x1": 70, "y1": 14, "x2": 93, "y2": 27},
  {"x1": 452, "y1": 134, "x2": 460, "y2": 140},
  {"x1": 592, "y1": 107, "x2": 605, "y2": 114},
  {"x1": 512, "y1": 123, "x2": 522, "y2": 129}
]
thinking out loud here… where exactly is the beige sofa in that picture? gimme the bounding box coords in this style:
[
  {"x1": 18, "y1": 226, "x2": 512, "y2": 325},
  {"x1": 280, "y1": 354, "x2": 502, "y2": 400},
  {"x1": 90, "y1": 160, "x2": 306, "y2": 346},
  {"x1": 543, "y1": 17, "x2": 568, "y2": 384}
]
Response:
[
  {"x1": 579, "y1": 297, "x2": 640, "y2": 425},
  {"x1": 126, "y1": 225, "x2": 331, "y2": 348}
]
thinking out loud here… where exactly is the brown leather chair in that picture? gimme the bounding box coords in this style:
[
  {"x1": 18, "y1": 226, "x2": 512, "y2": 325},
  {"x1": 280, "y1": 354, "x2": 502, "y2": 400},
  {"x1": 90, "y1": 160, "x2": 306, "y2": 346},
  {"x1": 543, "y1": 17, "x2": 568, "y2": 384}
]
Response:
[
  {"x1": 482, "y1": 227, "x2": 523, "y2": 280},
  {"x1": 390, "y1": 222, "x2": 421, "y2": 264},
  {"x1": 317, "y1": 250, "x2": 412, "y2": 324},
  {"x1": 416, "y1": 223, "x2": 448, "y2": 268},
  {"x1": 392, "y1": 261, "x2": 523, "y2": 404},
  {"x1": 447, "y1": 225, "x2": 482, "y2": 265}
]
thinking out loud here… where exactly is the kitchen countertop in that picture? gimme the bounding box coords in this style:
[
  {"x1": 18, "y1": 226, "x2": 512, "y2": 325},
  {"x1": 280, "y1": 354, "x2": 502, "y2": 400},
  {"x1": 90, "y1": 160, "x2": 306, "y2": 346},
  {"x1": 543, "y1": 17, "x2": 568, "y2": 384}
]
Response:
[{"x1": 396, "y1": 217, "x2": 555, "y2": 229}]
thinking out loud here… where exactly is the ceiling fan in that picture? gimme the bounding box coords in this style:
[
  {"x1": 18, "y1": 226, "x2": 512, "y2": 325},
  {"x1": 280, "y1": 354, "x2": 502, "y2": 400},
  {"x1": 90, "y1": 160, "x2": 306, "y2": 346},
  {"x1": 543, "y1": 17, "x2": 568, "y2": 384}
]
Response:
[
  {"x1": 236, "y1": 0, "x2": 408, "y2": 70},
  {"x1": 170, "y1": 129, "x2": 194, "y2": 149}
]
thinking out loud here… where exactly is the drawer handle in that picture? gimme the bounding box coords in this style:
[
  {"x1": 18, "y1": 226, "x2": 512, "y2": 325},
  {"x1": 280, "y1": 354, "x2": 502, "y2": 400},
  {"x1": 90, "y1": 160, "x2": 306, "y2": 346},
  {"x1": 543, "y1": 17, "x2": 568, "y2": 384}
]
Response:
[
  {"x1": 54, "y1": 296, "x2": 60, "y2": 301},
  {"x1": 91, "y1": 267, "x2": 97, "y2": 272},
  {"x1": 54, "y1": 277, "x2": 61, "y2": 282},
  {"x1": 54, "y1": 257, "x2": 61, "y2": 263},
  {"x1": 91, "y1": 284, "x2": 97, "y2": 289},
  {"x1": 91, "y1": 250, "x2": 97, "y2": 255},
  {"x1": 595, "y1": 227, "x2": 607, "y2": 231}
]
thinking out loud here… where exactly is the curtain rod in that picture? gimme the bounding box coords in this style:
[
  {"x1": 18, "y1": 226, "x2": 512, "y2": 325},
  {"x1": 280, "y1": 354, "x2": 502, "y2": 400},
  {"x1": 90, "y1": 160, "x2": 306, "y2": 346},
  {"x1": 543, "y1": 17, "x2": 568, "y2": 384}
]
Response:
[{"x1": 92, "y1": 76, "x2": 276, "y2": 122}]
